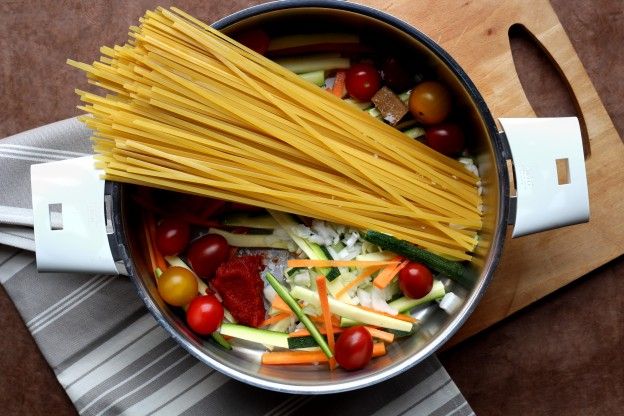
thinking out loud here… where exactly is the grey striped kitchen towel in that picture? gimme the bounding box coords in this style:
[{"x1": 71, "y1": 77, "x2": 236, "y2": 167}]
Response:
[{"x1": 0, "y1": 118, "x2": 474, "y2": 416}]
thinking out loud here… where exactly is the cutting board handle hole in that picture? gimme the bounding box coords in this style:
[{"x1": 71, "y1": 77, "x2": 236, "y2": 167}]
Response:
[{"x1": 508, "y1": 23, "x2": 590, "y2": 159}]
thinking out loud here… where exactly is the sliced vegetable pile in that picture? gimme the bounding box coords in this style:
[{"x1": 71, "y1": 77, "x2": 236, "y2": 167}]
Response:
[
  {"x1": 141, "y1": 195, "x2": 459, "y2": 371},
  {"x1": 139, "y1": 30, "x2": 478, "y2": 372},
  {"x1": 241, "y1": 30, "x2": 472, "y2": 158}
]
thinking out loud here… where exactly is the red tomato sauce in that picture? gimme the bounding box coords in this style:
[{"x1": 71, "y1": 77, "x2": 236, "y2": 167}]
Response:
[{"x1": 212, "y1": 255, "x2": 266, "y2": 327}]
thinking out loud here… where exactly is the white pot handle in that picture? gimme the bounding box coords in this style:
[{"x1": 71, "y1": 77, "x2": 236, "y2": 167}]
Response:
[
  {"x1": 30, "y1": 156, "x2": 120, "y2": 274},
  {"x1": 499, "y1": 117, "x2": 590, "y2": 237}
]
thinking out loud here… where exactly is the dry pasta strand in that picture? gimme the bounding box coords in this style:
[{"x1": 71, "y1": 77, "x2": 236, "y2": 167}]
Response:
[{"x1": 68, "y1": 7, "x2": 483, "y2": 259}]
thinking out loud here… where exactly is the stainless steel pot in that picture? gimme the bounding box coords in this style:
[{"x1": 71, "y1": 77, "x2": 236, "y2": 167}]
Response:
[{"x1": 29, "y1": 0, "x2": 589, "y2": 394}]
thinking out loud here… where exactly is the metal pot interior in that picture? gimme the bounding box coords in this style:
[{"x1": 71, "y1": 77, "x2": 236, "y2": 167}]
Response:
[{"x1": 117, "y1": 2, "x2": 507, "y2": 393}]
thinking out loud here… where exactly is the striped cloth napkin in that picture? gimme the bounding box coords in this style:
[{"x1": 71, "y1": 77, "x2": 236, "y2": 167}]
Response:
[{"x1": 0, "y1": 118, "x2": 474, "y2": 416}]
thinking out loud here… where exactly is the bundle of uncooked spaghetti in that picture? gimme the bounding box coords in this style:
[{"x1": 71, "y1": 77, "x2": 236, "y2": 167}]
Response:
[{"x1": 68, "y1": 7, "x2": 482, "y2": 260}]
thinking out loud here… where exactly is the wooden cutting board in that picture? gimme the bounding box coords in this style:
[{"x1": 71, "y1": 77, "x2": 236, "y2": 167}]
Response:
[{"x1": 357, "y1": 0, "x2": 624, "y2": 344}]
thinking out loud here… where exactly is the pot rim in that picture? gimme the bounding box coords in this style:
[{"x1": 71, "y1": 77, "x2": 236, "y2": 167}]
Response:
[{"x1": 113, "y1": 0, "x2": 510, "y2": 394}]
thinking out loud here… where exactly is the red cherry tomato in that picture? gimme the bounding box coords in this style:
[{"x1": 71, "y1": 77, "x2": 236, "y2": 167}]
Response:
[
  {"x1": 399, "y1": 262, "x2": 434, "y2": 299},
  {"x1": 425, "y1": 123, "x2": 465, "y2": 157},
  {"x1": 187, "y1": 234, "x2": 230, "y2": 280},
  {"x1": 381, "y1": 57, "x2": 411, "y2": 92},
  {"x1": 235, "y1": 29, "x2": 270, "y2": 55},
  {"x1": 345, "y1": 63, "x2": 381, "y2": 102},
  {"x1": 186, "y1": 294, "x2": 224, "y2": 335},
  {"x1": 155, "y1": 218, "x2": 190, "y2": 256},
  {"x1": 408, "y1": 81, "x2": 452, "y2": 124},
  {"x1": 334, "y1": 326, "x2": 374, "y2": 371}
]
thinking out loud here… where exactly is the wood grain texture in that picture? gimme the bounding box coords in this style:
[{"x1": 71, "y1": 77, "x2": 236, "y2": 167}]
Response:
[{"x1": 357, "y1": 0, "x2": 624, "y2": 345}]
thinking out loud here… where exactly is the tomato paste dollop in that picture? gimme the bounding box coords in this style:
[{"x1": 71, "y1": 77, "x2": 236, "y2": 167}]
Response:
[{"x1": 212, "y1": 255, "x2": 266, "y2": 327}]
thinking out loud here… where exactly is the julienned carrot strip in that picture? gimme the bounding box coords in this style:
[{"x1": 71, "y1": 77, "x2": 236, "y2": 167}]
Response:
[
  {"x1": 373, "y1": 258, "x2": 409, "y2": 289},
  {"x1": 146, "y1": 214, "x2": 168, "y2": 272},
  {"x1": 316, "y1": 275, "x2": 336, "y2": 370},
  {"x1": 332, "y1": 70, "x2": 347, "y2": 98},
  {"x1": 271, "y1": 296, "x2": 294, "y2": 315},
  {"x1": 289, "y1": 326, "x2": 393, "y2": 343},
  {"x1": 143, "y1": 218, "x2": 158, "y2": 274},
  {"x1": 310, "y1": 314, "x2": 340, "y2": 327},
  {"x1": 286, "y1": 259, "x2": 400, "y2": 268},
  {"x1": 259, "y1": 312, "x2": 291, "y2": 328},
  {"x1": 364, "y1": 326, "x2": 395, "y2": 343},
  {"x1": 356, "y1": 305, "x2": 418, "y2": 323},
  {"x1": 288, "y1": 326, "x2": 344, "y2": 338},
  {"x1": 261, "y1": 342, "x2": 386, "y2": 365},
  {"x1": 335, "y1": 266, "x2": 382, "y2": 299}
]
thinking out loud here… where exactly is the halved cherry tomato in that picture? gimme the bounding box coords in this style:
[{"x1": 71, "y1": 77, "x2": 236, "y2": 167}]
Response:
[
  {"x1": 187, "y1": 234, "x2": 230, "y2": 280},
  {"x1": 235, "y1": 29, "x2": 271, "y2": 55},
  {"x1": 157, "y1": 266, "x2": 198, "y2": 307},
  {"x1": 334, "y1": 326, "x2": 373, "y2": 371},
  {"x1": 345, "y1": 63, "x2": 381, "y2": 102},
  {"x1": 408, "y1": 81, "x2": 452, "y2": 124},
  {"x1": 155, "y1": 217, "x2": 190, "y2": 256},
  {"x1": 399, "y1": 262, "x2": 433, "y2": 299},
  {"x1": 186, "y1": 294, "x2": 224, "y2": 335},
  {"x1": 425, "y1": 123, "x2": 465, "y2": 157}
]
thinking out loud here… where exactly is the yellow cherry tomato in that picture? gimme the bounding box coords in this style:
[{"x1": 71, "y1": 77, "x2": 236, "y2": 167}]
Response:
[
  {"x1": 157, "y1": 266, "x2": 199, "y2": 306},
  {"x1": 408, "y1": 81, "x2": 452, "y2": 124}
]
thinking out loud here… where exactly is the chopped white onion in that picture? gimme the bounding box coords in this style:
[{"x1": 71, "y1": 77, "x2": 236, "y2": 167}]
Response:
[
  {"x1": 337, "y1": 243, "x2": 362, "y2": 260},
  {"x1": 357, "y1": 288, "x2": 372, "y2": 308},
  {"x1": 324, "y1": 76, "x2": 336, "y2": 89},
  {"x1": 263, "y1": 284, "x2": 277, "y2": 303},
  {"x1": 343, "y1": 231, "x2": 360, "y2": 248},
  {"x1": 371, "y1": 287, "x2": 399, "y2": 315},
  {"x1": 287, "y1": 316, "x2": 297, "y2": 333},
  {"x1": 326, "y1": 245, "x2": 340, "y2": 260},
  {"x1": 438, "y1": 292, "x2": 463, "y2": 315},
  {"x1": 311, "y1": 220, "x2": 340, "y2": 245},
  {"x1": 293, "y1": 224, "x2": 312, "y2": 239},
  {"x1": 308, "y1": 234, "x2": 327, "y2": 245},
  {"x1": 334, "y1": 224, "x2": 346, "y2": 235},
  {"x1": 293, "y1": 270, "x2": 311, "y2": 287}
]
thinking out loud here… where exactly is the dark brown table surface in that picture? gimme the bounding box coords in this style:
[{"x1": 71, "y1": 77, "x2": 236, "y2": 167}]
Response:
[{"x1": 1, "y1": 1, "x2": 622, "y2": 415}]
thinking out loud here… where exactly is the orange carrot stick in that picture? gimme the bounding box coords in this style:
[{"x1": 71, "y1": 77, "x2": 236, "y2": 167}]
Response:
[
  {"x1": 143, "y1": 218, "x2": 158, "y2": 274},
  {"x1": 288, "y1": 327, "x2": 344, "y2": 338},
  {"x1": 309, "y1": 314, "x2": 340, "y2": 327},
  {"x1": 270, "y1": 295, "x2": 297, "y2": 317},
  {"x1": 289, "y1": 326, "x2": 392, "y2": 343},
  {"x1": 335, "y1": 266, "x2": 381, "y2": 299},
  {"x1": 373, "y1": 258, "x2": 409, "y2": 289},
  {"x1": 332, "y1": 70, "x2": 347, "y2": 98},
  {"x1": 259, "y1": 312, "x2": 291, "y2": 328},
  {"x1": 364, "y1": 326, "x2": 395, "y2": 343},
  {"x1": 286, "y1": 259, "x2": 399, "y2": 268},
  {"x1": 316, "y1": 275, "x2": 336, "y2": 370},
  {"x1": 355, "y1": 305, "x2": 418, "y2": 323},
  {"x1": 261, "y1": 342, "x2": 386, "y2": 365},
  {"x1": 146, "y1": 214, "x2": 167, "y2": 272}
]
